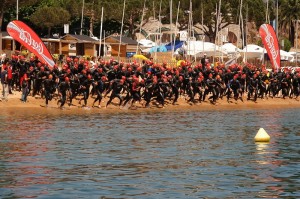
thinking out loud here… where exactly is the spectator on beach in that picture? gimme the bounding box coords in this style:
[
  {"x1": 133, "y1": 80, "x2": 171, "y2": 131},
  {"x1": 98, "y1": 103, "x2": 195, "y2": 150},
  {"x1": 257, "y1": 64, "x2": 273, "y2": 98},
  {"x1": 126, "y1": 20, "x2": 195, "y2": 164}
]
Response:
[
  {"x1": 1, "y1": 65, "x2": 8, "y2": 101},
  {"x1": 7, "y1": 61, "x2": 13, "y2": 94},
  {"x1": 21, "y1": 73, "x2": 29, "y2": 103},
  {"x1": 201, "y1": 53, "x2": 208, "y2": 67}
]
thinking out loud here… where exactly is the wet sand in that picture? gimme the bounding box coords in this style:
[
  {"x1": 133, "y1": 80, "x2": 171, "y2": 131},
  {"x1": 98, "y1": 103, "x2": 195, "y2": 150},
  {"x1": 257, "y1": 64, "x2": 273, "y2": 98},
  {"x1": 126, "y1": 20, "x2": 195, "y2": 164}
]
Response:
[{"x1": 1, "y1": 90, "x2": 300, "y2": 116}]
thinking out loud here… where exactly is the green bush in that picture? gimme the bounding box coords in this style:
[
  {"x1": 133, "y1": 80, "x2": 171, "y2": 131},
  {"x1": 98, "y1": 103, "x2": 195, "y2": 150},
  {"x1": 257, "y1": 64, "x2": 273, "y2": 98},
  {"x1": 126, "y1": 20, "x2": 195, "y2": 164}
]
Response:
[{"x1": 280, "y1": 37, "x2": 292, "y2": 52}]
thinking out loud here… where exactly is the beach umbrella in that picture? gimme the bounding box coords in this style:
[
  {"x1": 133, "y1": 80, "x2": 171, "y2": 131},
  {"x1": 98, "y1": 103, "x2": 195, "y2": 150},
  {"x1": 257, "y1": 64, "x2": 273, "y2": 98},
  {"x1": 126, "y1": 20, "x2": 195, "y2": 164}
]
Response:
[
  {"x1": 138, "y1": 39, "x2": 156, "y2": 48},
  {"x1": 149, "y1": 45, "x2": 167, "y2": 53}
]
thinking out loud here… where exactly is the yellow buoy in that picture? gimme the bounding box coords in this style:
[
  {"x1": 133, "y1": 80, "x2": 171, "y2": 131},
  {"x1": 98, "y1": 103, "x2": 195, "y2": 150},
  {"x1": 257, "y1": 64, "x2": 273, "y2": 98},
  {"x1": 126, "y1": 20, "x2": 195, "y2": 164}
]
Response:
[{"x1": 254, "y1": 128, "x2": 270, "y2": 142}]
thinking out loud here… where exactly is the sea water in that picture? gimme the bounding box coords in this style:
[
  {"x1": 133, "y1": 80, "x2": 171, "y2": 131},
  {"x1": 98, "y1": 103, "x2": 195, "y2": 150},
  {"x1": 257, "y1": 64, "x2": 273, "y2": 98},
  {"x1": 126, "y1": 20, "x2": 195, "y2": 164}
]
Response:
[{"x1": 0, "y1": 108, "x2": 299, "y2": 198}]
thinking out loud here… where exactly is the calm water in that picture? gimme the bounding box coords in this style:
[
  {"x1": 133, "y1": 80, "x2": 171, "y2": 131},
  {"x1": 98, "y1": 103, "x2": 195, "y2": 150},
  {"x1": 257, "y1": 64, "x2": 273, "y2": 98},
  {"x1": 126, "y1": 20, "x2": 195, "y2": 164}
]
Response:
[{"x1": 0, "y1": 108, "x2": 299, "y2": 199}]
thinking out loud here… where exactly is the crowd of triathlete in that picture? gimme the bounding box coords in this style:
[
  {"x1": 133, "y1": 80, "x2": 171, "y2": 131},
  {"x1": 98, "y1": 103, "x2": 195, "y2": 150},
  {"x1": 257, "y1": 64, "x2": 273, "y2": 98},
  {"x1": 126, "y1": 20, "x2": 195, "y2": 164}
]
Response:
[{"x1": 1, "y1": 55, "x2": 299, "y2": 108}]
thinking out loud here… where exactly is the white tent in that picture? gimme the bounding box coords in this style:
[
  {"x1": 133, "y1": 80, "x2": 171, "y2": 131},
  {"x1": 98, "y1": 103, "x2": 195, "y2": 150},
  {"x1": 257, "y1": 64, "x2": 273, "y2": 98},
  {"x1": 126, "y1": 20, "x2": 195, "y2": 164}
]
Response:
[
  {"x1": 241, "y1": 44, "x2": 265, "y2": 59},
  {"x1": 184, "y1": 41, "x2": 227, "y2": 57},
  {"x1": 221, "y1": 43, "x2": 241, "y2": 59},
  {"x1": 242, "y1": 44, "x2": 295, "y2": 62},
  {"x1": 280, "y1": 50, "x2": 294, "y2": 61},
  {"x1": 221, "y1": 43, "x2": 241, "y2": 54},
  {"x1": 287, "y1": 51, "x2": 300, "y2": 62}
]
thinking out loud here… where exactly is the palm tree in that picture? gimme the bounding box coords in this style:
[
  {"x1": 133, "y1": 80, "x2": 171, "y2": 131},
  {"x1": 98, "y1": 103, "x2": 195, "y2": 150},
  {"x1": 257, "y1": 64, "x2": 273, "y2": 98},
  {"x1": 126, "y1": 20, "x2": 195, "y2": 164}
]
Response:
[{"x1": 279, "y1": 0, "x2": 300, "y2": 47}]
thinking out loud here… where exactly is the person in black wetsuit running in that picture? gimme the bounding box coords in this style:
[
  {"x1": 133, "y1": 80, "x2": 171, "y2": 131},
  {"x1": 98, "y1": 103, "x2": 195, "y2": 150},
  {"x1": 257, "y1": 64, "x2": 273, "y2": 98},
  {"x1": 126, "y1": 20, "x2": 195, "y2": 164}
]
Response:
[
  {"x1": 105, "y1": 78, "x2": 125, "y2": 108},
  {"x1": 92, "y1": 75, "x2": 106, "y2": 108},
  {"x1": 58, "y1": 77, "x2": 70, "y2": 109},
  {"x1": 79, "y1": 74, "x2": 93, "y2": 107},
  {"x1": 247, "y1": 74, "x2": 259, "y2": 102},
  {"x1": 43, "y1": 74, "x2": 56, "y2": 107},
  {"x1": 227, "y1": 74, "x2": 242, "y2": 102},
  {"x1": 69, "y1": 74, "x2": 80, "y2": 106}
]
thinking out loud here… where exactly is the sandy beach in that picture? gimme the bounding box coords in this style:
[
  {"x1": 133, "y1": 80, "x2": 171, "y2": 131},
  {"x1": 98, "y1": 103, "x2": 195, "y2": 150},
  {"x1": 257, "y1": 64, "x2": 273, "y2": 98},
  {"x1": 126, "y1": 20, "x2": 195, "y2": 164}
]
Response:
[{"x1": 1, "y1": 89, "x2": 300, "y2": 116}]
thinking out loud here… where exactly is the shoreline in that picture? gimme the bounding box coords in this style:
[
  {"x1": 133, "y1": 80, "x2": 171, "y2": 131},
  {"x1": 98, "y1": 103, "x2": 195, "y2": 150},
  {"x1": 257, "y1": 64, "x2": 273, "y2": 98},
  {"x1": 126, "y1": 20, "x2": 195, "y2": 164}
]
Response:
[{"x1": 1, "y1": 92, "x2": 300, "y2": 116}]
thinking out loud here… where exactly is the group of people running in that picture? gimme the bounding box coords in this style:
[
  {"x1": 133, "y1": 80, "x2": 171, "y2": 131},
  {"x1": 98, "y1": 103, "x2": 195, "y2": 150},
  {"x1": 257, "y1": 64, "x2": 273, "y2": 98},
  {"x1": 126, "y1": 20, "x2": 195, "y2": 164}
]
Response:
[{"x1": 1, "y1": 54, "x2": 300, "y2": 109}]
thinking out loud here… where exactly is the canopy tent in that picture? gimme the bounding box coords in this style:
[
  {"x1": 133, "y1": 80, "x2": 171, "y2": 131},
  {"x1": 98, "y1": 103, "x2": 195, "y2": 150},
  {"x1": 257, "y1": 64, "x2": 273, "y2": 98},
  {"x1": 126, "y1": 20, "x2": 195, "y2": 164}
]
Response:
[
  {"x1": 242, "y1": 44, "x2": 295, "y2": 62},
  {"x1": 241, "y1": 44, "x2": 265, "y2": 59},
  {"x1": 287, "y1": 51, "x2": 300, "y2": 62},
  {"x1": 221, "y1": 43, "x2": 241, "y2": 54},
  {"x1": 280, "y1": 50, "x2": 294, "y2": 61},
  {"x1": 221, "y1": 43, "x2": 241, "y2": 59},
  {"x1": 184, "y1": 41, "x2": 228, "y2": 57}
]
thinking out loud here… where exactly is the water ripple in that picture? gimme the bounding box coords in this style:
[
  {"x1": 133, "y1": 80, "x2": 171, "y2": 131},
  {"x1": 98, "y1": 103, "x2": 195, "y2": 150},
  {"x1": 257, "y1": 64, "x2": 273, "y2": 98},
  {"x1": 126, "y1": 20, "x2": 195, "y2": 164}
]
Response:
[{"x1": 0, "y1": 109, "x2": 299, "y2": 198}]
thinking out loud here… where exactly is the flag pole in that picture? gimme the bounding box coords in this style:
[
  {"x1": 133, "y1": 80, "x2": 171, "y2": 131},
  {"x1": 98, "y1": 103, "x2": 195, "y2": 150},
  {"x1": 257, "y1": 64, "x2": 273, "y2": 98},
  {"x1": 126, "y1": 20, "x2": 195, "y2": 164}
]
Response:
[{"x1": 118, "y1": 0, "x2": 126, "y2": 62}]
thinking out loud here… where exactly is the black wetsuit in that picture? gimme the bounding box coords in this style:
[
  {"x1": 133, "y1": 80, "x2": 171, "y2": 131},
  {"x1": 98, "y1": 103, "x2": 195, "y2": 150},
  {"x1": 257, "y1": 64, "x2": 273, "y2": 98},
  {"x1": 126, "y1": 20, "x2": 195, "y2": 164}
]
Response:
[
  {"x1": 80, "y1": 78, "x2": 93, "y2": 106},
  {"x1": 43, "y1": 78, "x2": 56, "y2": 105},
  {"x1": 69, "y1": 78, "x2": 80, "y2": 105},
  {"x1": 227, "y1": 79, "x2": 241, "y2": 101},
  {"x1": 58, "y1": 81, "x2": 70, "y2": 107},
  {"x1": 248, "y1": 77, "x2": 259, "y2": 101},
  {"x1": 204, "y1": 77, "x2": 218, "y2": 103},
  {"x1": 92, "y1": 79, "x2": 105, "y2": 106},
  {"x1": 106, "y1": 80, "x2": 124, "y2": 107}
]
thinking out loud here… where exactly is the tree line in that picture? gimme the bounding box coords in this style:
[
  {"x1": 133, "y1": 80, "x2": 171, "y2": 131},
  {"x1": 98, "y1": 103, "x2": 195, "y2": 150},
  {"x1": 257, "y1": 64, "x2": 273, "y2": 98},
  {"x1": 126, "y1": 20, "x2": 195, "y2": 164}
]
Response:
[{"x1": 0, "y1": 0, "x2": 299, "y2": 48}]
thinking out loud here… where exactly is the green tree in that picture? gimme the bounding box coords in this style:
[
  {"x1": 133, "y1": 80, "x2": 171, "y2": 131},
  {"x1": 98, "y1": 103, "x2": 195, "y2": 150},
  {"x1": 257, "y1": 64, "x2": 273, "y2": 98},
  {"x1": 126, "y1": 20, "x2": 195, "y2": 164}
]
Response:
[
  {"x1": 92, "y1": 0, "x2": 151, "y2": 39},
  {"x1": 281, "y1": 37, "x2": 292, "y2": 52},
  {"x1": 30, "y1": 6, "x2": 70, "y2": 37},
  {"x1": 0, "y1": 0, "x2": 38, "y2": 29},
  {"x1": 279, "y1": 0, "x2": 300, "y2": 47},
  {"x1": 174, "y1": 0, "x2": 266, "y2": 43}
]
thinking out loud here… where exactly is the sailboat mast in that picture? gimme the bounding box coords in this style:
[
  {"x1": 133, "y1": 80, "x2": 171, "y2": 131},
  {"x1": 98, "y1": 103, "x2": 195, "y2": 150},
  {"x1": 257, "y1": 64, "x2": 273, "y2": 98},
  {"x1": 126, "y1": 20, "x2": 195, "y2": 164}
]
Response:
[
  {"x1": 173, "y1": 1, "x2": 180, "y2": 62},
  {"x1": 202, "y1": 3, "x2": 204, "y2": 56},
  {"x1": 245, "y1": 4, "x2": 248, "y2": 63},
  {"x1": 276, "y1": 0, "x2": 278, "y2": 38},
  {"x1": 99, "y1": 7, "x2": 104, "y2": 57},
  {"x1": 104, "y1": 30, "x2": 106, "y2": 56},
  {"x1": 213, "y1": 3, "x2": 218, "y2": 64},
  {"x1": 136, "y1": 0, "x2": 147, "y2": 55},
  {"x1": 218, "y1": 0, "x2": 222, "y2": 63},
  {"x1": 296, "y1": 20, "x2": 298, "y2": 64},
  {"x1": 80, "y1": 0, "x2": 85, "y2": 35},
  {"x1": 170, "y1": 0, "x2": 173, "y2": 60},
  {"x1": 156, "y1": 0, "x2": 163, "y2": 61}
]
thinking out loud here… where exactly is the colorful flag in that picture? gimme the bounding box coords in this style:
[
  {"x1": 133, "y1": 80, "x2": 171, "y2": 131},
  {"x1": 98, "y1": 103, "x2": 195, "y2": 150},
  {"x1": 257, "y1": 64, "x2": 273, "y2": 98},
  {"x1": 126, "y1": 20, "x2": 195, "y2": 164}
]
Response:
[
  {"x1": 259, "y1": 24, "x2": 280, "y2": 72},
  {"x1": 7, "y1": 20, "x2": 55, "y2": 67}
]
